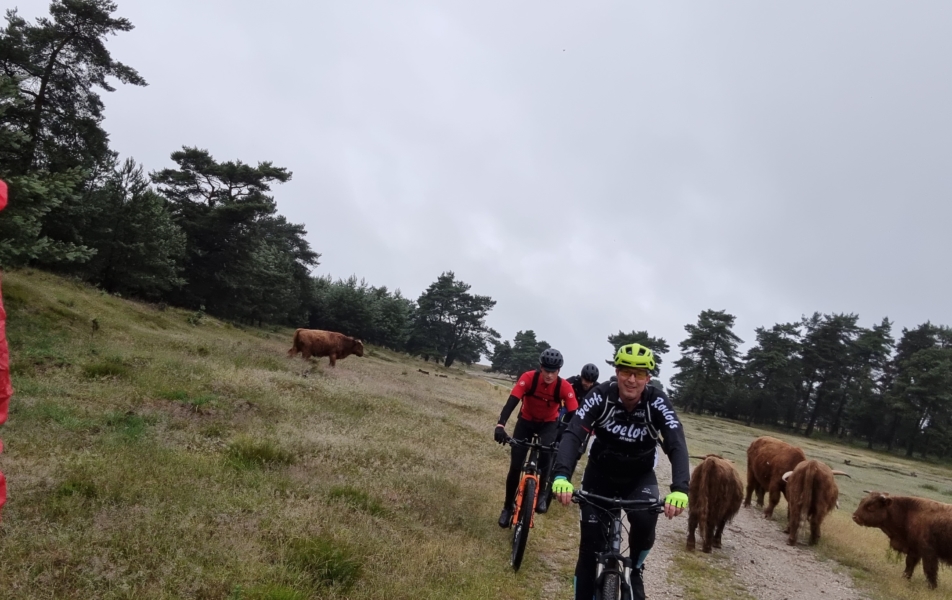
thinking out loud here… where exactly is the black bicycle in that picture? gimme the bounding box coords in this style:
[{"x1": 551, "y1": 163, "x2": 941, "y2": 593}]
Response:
[
  {"x1": 506, "y1": 435, "x2": 558, "y2": 571},
  {"x1": 572, "y1": 490, "x2": 664, "y2": 600}
]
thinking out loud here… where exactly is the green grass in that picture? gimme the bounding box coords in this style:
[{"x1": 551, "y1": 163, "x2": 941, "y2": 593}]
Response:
[{"x1": 0, "y1": 269, "x2": 570, "y2": 599}]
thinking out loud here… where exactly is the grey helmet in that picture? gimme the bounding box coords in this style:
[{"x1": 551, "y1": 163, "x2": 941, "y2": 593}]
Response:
[{"x1": 539, "y1": 348, "x2": 564, "y2": 371}]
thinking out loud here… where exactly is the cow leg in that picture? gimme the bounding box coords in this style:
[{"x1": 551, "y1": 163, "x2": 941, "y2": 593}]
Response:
[
  {"x1": 808, "y1": 514, "x2": 822, "y2": 545},
  {"x1": 921, "y1": 551, "x2": 939, "y2": 589},
  {"x1": 702, "y1": 519, "x2": 716, "y2": 553},
  {"x1": 903, "y1": 553, "x2": 920, "y2": 580},
  {"x1": 786, "y1": 498, "x2": 799, "y2": 545},
  {"x1": 764, "y1": 484, "x2": 781, "y2": 519},
  {"x1": 329, "y1": 353, "x2": 337, "y2": 367},
  {"x1": 713, "y1": 519, "x2": 726, "y2": 549},
  {"x1": 744, "y1": 467, "x2": 755, "y2": 507},
  {"x1": 755, "y1": 487, "x2": 765, "y2": 507},
  {"x1": 686, "y1": 512, "x2": 698, "y2": 551}
]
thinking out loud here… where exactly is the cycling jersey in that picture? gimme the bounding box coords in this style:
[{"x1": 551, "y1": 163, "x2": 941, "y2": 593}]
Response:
[
  {"x1": 553, "y1": 380, "x2": 689, "y2": 493},
  {"x1": 510, "y1": 370, "x2": 578, "y2": 422}
]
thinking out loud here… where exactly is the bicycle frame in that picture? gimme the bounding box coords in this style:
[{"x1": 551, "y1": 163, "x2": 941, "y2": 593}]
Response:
[
  {"x1": 508, "y1": 436, "x2": 557, "y2": 528},
  {"x1": 573, "y1": 490, "x2": 663, "y2": 598}
]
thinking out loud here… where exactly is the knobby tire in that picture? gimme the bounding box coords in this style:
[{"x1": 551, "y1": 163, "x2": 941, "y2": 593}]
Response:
[
  {"x1": 510, "y1": 478, "x2": 536, "y2": 571},
  {"x1": 598, "y1": 570, "x2": 620, "y2": 600}
]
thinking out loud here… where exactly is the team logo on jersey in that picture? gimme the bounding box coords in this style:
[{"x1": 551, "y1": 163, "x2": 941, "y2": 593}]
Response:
[{"x1": 651, "y1": 397, "x2": 680, "y2": 429}]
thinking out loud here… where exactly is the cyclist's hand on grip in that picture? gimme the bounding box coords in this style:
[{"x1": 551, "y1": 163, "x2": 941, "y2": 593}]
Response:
[
  {"x1": 494, "y1": 425, "x2": 508, "y2": 445},
  {"x1": 664, "y1": 491, "x2": 688, "y2": 519},
  {"x1": 552, "y1": 476, "x2": 574, "y2": 506}
]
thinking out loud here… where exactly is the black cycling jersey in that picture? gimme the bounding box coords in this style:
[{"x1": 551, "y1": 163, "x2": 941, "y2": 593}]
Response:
[{"x1": 553, "y1": 380, "x2": 690, "y2": 493}]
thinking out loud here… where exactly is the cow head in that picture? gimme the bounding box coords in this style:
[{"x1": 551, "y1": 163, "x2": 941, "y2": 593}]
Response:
[
  {"x1": 352, "y1": 339, "x2": 365, "y2": 357},
  {"x1": 852, "y1": 491, "x2": 892, "y2": 526}
]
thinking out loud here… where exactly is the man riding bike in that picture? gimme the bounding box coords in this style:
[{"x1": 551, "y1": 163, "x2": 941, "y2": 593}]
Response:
[
  {"x1": 551, "y1": 343, "x2": 690, "y2": 600},
  {"x1": 495, "y1": 348, "x2": 578, "y2": 523},
  {"x1": 566, "y1": 363, "x2": 600, "y2": 401}
]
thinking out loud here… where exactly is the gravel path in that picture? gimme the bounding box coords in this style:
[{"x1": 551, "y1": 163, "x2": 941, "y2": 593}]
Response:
[{"x1": 640, "y1": 453, "x2": 867, "y2": 600}]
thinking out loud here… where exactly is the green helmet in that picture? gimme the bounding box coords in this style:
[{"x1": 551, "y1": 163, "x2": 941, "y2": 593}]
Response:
[{"x1": 614, "y1": 343, "x2": 656, "y2": 370}]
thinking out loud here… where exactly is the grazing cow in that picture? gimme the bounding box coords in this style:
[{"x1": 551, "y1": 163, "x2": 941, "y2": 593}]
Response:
[
  {"x1": 744, "y1": 436, "x2": 807, "y2": 518},
  {"x1": 687, "y1": 454, "x2": 744, "y2": 553},
  {"x1": 853, "y1": 492, "x2": 952, "y2": 589},
  {"x1": 782, "y1": 460, "x2": 851, "y2": 546},
  {"x1": 287, "y1": 329, "x2": 364, "y2": 367}
]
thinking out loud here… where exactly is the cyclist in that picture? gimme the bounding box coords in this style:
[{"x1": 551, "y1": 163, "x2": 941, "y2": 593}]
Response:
[
  {"x1": 566, "y1": 363, "x2": 600, "y2": 401},
  {"x1": 551, "y1": 343, "x2": 690, "y2": 600},
  {"x1": 494, "y1": 348, "x2": 578, "y2": 523}
]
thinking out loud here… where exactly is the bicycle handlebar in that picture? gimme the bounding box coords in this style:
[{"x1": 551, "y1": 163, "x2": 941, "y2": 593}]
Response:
[
  {"x1": 571, "y1": 490, "x2": 664, "y2": 512},
  {"x1": 507, "y1": 437, "x2": 559, "y2": 452}
]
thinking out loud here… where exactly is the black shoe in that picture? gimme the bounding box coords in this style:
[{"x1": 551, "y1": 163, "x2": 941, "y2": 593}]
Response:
[
  {"x1": 498, "y1": 506, "x2": 513, "y2": 528},
  {"x1": 535, "y1": 495, "x2": 549, "y2": 514}
]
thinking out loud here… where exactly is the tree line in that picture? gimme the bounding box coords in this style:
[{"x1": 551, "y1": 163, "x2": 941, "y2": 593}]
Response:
[{"x1": 659, "y1": 309, "x2": 952, "y2": 462}]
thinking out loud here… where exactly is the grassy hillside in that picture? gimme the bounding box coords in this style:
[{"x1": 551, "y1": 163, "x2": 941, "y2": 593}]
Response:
[
  {"x1": 0, "y1": 270, "x2": 577, "y2": 599},
  {"x1": 3, "y1": 269, "x2": 951, "y2": 600}
]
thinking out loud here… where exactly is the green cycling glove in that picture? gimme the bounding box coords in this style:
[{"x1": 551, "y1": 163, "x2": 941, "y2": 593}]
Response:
[
  {"x1": 552, "y1": 476, "x2": 574, "y2": 495},
  {"x1": 664, "y1": 491, "x2": 688, "y2": 509}
]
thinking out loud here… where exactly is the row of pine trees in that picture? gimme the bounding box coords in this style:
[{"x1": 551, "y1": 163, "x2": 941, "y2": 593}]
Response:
[{"x1": 3, "y1": 2, "x2": 952, "y2": 462}]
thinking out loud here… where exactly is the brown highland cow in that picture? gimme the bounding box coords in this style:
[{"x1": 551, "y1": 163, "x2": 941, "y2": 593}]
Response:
[
  {"x1": 782, "y1": 459, "x2": 850, "y2": 546},
  {"x1": 853, "y1": 491, "x2": 952, "y2": 589},
  {"x1": 687, "y1": 454, "x2": 744, "y2": 553},
  {"x1": 744, "y1": 436, "x2": 806, "y2": 518},
  {"x1": 287, "y1": 328, "x2": 364, "y2": 366}
]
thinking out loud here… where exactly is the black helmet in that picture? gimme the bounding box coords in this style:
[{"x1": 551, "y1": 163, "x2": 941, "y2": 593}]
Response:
[
  {"x1": 581, "y1": 363, "x2": 599, "y2": 382},
  {"x1": 539, "y1": 348, "x2": 564, "y2": 371}
]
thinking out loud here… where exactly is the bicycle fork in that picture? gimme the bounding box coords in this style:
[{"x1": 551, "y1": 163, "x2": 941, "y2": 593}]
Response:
[{"x1": 512, "y1": 472, "x2": 539, "y2": 528}]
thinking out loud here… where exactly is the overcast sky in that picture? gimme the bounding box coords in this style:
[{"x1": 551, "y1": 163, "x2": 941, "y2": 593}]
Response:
[{"x1": 13, "y1": 1, "x2": 952, "y2": 379}]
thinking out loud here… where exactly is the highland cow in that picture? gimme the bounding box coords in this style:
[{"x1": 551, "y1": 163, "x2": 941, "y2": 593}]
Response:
[
  {"x1": 287, "y1": 329, "x2": 364, "y2": 367},
  {"x1": 687, "y1": 455, "x2": 744, "y2": 553},
  {"x1": 782, "y1": 459, "x2": 850, "y2": 546},
  {"x1": 852, "y1": 491, "x2": 952, "y2": 589},
  {"x1": 744, "y1": 436, "x2": 806, "y2": 518}
]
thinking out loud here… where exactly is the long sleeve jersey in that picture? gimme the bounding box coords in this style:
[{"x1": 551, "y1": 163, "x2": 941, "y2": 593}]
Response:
[{"x1": 552, "y1": 380, "x2": 690, "y2": 493}]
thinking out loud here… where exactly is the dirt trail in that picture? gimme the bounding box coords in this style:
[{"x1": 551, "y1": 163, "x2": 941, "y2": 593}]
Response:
[{"x1": 646, "y1": 453, "x2": 867, "y2": 600}]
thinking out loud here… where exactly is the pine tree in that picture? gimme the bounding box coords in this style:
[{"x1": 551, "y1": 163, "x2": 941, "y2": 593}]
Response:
[{"x1": 670, "y1": 310, "x2": 743, "y2": 414}]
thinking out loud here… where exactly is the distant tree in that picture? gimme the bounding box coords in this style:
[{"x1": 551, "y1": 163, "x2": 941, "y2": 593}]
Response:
[
  {"x1": 75, "y1": 157, "x2": 185, "y2": 298},
  {"x1": 670, "y1": 310, "x2": 743, "y2": 414},
  {"x1": 410, "y1": 272, "x2": 498, "y2": 367},
  {"x1": 795, "y1": 313, "x2": 860, "y2": 437},
  {"x1": 489, "y1": 330, "x2": 550, "y2": 378},
  {"x1": 152, "y1": 147, "x2": 318, "y2": 323},
  {"x1": 739, "y1": 322, "x2": 802, "y2": 426},
  {"x1": 607, "y1": 330, "x2": 670, "y2": 369}
]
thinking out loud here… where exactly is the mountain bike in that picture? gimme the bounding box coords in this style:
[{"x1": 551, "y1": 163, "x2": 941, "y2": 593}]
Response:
[
  {"x1": 572, "y1": 490, "x2": 664, "y2": 600},
  {"x1": 506, "y1": 435, "x2": 558, "y2": 571}
]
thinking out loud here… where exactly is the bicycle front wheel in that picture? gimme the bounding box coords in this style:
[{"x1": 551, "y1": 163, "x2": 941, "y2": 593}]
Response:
[
  {"x1": 598, "y1": 569, "x2": 620, "y2": 600},
  {"x1": 510, "y1": 478, "x2": 536, "y2": 571}
]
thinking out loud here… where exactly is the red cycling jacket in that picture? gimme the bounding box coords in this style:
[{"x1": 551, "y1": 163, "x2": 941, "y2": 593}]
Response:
[
  {"x1": 1, "y1": 178, "x2": 9, "y2": 518},
  {"x1": 510, "y1": 370, "x2": 578, "y2": 422}
]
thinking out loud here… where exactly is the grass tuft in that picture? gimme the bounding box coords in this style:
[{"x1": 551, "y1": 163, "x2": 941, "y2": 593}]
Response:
[
  {"x1": 226, "y1": 437, "x2": 295, "y2": 469},
  {"x1": 285, "y1": 536, "x2": 362, "y2": 591},
  {"x1": 82, "y1": 356, "x2": 131, "y2": 379},
  {"x1": 327, "y1": 485, "x2": 386, "y2": 516}
]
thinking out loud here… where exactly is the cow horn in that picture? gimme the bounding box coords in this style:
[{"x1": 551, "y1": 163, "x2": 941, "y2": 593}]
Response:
[
  {"x1": 830, "y1": 470, "x2": 852, "y2": 478},
  {"x1": 782, "y1": 470, "x2": 793, "y2": 482},
  {"x1": 862, "y1": 489, "x2": 872, "y2": 494},
  {"x1": 689, "y1": 455, "x2": 708, "y2": 460}
]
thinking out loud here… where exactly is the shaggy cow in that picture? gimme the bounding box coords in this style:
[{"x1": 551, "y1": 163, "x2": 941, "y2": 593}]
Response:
[
  {"x1": 287, "y1": 329, "x2": 364, "y2": 366},
  {"x1": 687, "y1": 454, "x2": 744, "y2": 553},
  {"x1": 852, "y1": 492, "x2": 952, "y2": 589},
  {"x1": 782, "y1": 460, "x2": 850, "y2": 546},
  {"x1": 744, "y1": 436, "x2": 807, "y2": 518}
]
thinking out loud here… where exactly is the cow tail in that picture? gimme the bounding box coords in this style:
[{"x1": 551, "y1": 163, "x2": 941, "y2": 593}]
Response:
[
  {"x1": 801, "y1": 462, "x2": 816, "y2": 521},
  {"x1": 696, "y1": 460, "x2": 710, "y2": 540}
]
